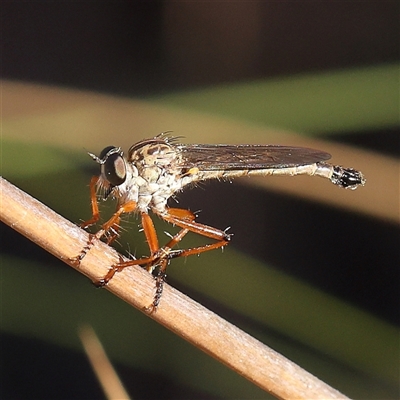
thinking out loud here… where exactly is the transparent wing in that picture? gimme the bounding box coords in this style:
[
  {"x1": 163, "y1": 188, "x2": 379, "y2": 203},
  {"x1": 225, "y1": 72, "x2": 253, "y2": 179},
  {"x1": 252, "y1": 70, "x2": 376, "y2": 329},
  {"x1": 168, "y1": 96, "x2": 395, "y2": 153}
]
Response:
[{"x1": 177, "y1": 144, "x2": 332, "y2": 171}]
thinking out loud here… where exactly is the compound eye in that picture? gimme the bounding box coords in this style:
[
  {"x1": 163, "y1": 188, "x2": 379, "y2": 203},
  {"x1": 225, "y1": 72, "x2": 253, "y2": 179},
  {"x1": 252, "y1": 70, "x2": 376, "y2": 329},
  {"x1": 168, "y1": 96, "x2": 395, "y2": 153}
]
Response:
[
  {"x1": 102, "y1": 152, "x2": 126, "y2": 186},
  {"x1": 99, "y1": 146, "x2": 118, "y2": 160}
]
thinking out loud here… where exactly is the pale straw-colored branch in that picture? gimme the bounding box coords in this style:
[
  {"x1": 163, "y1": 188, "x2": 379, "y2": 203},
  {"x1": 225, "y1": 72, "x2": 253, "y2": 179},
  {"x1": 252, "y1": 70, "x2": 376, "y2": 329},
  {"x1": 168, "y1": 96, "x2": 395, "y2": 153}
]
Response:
[
  {"x1": 78, "y1": 325, "x2": 131, "y2": 400},
  {"x1": 0, "y1": 176, "x2": 350, "y2": 399}
]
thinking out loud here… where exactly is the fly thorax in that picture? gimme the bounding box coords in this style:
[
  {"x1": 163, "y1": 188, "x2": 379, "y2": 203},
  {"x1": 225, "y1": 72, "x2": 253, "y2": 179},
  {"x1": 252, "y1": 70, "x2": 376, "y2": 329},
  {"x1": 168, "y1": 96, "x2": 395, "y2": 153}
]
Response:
[
  {"x1": 127, "y1": 139, "x2": 183, "y2": 212},
  {"x1": 135, "y1": 165, "x2": 181, "y2": 212},
  {"x1": 129, "y1": 140, "x2": 179, "y2": 170}
]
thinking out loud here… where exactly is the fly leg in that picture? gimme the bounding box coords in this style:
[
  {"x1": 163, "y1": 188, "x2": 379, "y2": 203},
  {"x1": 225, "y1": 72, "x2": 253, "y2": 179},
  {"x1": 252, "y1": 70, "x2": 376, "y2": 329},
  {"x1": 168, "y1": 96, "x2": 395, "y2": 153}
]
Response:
[
  {"x1": 144, "y1": 226, "x2": 191, "y2": 313},
  {"x1": 79, "y1": 176, "x2": 101, "y2": 229},
  {"x1": 142, "y1": 208, "x2": 232, "y2": 312},
  {"x1": 94, "y1": 212, "x2": 190, "y2": 313},
  {"x1": 157, "y1": 207, "x2": 232, "y2": 259},
  {"x1": 84, "y1": 207, "x2": 231, "y2": 312},
  {"x1": 70, "y1": 175, "x2": 137, "y2": 266},
  {"x1": 72, "y1": 217, "x2": 121, "y2": 266},
  {"x1": 70, "y1": 176, "x2": 101, "y2": 265},
  {"x1": 94, "y1": 212, "x2": 162, "y2": 286},
  {"x1": 142, "y1": 208, "x2": 232, "y2": 311}
]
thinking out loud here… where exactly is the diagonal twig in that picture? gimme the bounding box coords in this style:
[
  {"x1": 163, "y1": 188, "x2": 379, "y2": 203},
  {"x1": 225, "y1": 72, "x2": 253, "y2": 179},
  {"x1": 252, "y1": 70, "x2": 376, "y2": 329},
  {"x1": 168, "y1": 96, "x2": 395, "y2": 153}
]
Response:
[{"x1": 0, "y1": 176, "x2": 350, "y2": 399}]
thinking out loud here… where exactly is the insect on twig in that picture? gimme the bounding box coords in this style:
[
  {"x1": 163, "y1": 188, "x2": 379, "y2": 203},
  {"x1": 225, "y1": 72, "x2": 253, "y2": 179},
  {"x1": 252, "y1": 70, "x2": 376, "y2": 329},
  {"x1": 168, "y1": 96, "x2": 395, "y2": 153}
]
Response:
[{"x1": 71, "y1": 133, "x2": 365, "y2": 312}]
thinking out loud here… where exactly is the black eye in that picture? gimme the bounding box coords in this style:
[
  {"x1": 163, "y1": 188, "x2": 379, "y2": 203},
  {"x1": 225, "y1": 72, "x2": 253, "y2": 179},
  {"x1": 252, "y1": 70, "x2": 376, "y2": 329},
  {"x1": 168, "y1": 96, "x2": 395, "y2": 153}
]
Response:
[
  {"x1": 99, "y1": 146, "x2": 118, "y2": 159},
  {"x1": 102, "y1": 152, "x2": 126, "y2": 186}
]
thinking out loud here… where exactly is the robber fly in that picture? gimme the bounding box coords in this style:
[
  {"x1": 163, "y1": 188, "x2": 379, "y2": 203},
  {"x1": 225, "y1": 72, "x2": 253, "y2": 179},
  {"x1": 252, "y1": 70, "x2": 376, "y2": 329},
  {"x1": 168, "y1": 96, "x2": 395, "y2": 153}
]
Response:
[{"x1": 73, "y1": 133, "x2": 365, "y2": 312}]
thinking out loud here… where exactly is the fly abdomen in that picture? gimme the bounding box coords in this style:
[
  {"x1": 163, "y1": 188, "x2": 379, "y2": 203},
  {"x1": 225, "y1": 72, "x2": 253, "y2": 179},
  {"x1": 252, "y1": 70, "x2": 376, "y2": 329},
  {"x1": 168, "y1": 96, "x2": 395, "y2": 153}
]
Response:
[{"x1": 329, "y1": 165, "x2": 366, "y2": 189}]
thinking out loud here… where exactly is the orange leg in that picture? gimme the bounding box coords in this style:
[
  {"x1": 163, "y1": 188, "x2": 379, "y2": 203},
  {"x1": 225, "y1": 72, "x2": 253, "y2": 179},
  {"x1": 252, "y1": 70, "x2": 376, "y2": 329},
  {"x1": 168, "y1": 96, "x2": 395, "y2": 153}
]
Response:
[
  {"x1": 95, "y1": 218, "x2": 191, "y2": 313},
  {"x1": 144, "y1": 226, "x2": 191, "y2": 313},
  {"x1": 79, "y1": 175, "x2": 133, "y2": 242},
  {"x1": 75, "y1": 182, "x2": 231, "y2": 311},
  {"x1": 148, "y1": 208, "x2": 231, "y2": 311},
  {"x1": 80, "y1": 176, "x2": 101, "y2": 229},
  {"x1": 141, "y1": 212, "x2": 160, "y2": 254},
  {"x1": 89, "y1": 199, "x2": 137, "y2": 256},
  {"x1": 95, "y1": 212, "x2": 190, "y2": 283},
  {"x1": 157, "y1": 207, "x2": 231, "y2": 258},
  {"x1": 70, "y1": 177, "x2": 137, "y2": 265},
  {"x1": 96, "y1": 207, "x2": 231, "y2": 312}
]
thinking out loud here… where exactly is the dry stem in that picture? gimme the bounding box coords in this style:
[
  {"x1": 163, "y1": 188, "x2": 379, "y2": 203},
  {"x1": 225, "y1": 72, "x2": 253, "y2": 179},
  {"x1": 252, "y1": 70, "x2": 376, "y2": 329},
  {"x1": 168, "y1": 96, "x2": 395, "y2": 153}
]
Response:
[
  {"x1": 0, "y1": 176, "x2": 350, "y2": 399},
  {"x1": 78, "y1": 325, "x2": 131, "y2": 400}
]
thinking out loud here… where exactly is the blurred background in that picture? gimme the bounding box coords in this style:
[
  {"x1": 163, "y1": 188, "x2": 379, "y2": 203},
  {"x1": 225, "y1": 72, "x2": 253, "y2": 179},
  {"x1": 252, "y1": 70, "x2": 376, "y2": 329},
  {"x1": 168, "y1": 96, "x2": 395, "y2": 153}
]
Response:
[{"x1": 2, "y1": 2, "x2": 399, "y2": 399}]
